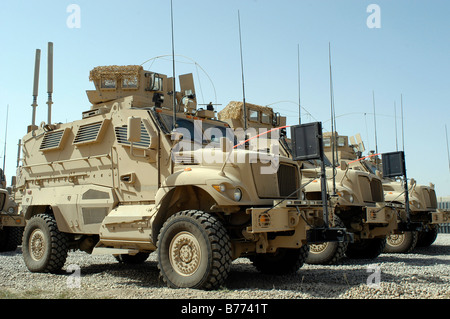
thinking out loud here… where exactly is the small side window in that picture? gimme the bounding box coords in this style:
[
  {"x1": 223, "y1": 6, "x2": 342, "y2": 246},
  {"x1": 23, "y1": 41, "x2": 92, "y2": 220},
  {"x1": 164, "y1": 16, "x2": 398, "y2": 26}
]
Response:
[
  {"x1": 101, "y1": 78, "x2": 116, "y2": 89},
  {"x1": 261, "y1": 112, "x2": 271, "y2": 124},
  {"x1": 249, "y1": 109, "x2": 259, "y2": 122},
  {"x1": 122, "y1": 76, "x2": 138, "y2": 89}
]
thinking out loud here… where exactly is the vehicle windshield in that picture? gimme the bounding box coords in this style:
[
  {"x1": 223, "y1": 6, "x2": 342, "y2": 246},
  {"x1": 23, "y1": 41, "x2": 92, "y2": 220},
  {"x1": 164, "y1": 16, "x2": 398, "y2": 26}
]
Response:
[
  {"x1": 306, "y1": 156, "x2": 332, "y2": 167},
  {"x1": 361, "y1": 160, "x2": 378, "y2": 174},
  {"x1": 156, "y1": 111, "x2": 235, "y2": 145}
]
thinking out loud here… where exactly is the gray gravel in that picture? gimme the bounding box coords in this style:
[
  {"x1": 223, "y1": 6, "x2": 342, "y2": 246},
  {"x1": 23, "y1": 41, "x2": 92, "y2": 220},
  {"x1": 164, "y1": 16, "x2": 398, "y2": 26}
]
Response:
[{"x1": 0, "y1": 234, "x2": 449, "y2": 299}]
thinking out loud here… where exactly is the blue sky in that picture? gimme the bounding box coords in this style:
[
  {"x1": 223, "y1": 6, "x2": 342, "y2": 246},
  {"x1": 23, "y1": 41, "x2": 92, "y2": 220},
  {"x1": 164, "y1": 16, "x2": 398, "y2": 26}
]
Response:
[{"x1": 0, "y1": 0, "x2": 449, "y2": 196}]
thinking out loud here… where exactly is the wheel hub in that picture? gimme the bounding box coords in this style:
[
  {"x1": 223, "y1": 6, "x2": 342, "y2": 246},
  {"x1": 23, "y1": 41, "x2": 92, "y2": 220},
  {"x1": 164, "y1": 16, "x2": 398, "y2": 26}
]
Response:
[
  {"x1": 169, "y1": 231, "x2": 201, "y2": 276},
  {"x1": 29, "y1": 229, "x2": 46, "y2": 261},
  {"x1": 309, "y1": 242, "x2": 329, "y2": 254},
  {"x1": 387, "y1": 233, "x2": 405, "y2": 247}
]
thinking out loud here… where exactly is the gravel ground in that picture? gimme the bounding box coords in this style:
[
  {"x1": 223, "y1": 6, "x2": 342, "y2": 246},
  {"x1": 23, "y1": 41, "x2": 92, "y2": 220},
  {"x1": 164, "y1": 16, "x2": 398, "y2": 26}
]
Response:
[{"x1": 0, "y1": 234, "x2": 449, "y2": 300}]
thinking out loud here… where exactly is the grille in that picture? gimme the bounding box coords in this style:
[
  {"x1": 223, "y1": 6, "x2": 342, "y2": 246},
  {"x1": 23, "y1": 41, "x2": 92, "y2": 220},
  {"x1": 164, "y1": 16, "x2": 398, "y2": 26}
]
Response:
[
  {"x1": 424, "y1": 188, "x2": 438, "y2": 209},
  {"x1": 358, "y1": 176, "x2": 372, "y2": 202},
  {"x1": 370, "y1": 178, "x2": 384, "y2": 202},
  {"x1": 277, "y1": 164, "x2": 298, "y2": 197},
  {"x1": 358, "y1": 175, "x2": 384, "y2": 203},
  {"x1": 252, "y1": 162, "x2": 299, "y2": 199},
  {"x1": 115, "y1": 123, "x2": 151, "y2": 148},
  {"x1": 429, "y1": 189, "x2": 437, "y2": 208}
]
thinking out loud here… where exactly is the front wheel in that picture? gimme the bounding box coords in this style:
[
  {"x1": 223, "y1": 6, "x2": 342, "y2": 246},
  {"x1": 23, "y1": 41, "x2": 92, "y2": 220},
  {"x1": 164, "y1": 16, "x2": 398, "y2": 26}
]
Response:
[
  {"x1": 306, "y1": 216, "x2": 348, "y2": 265},
  {"x1": 384, "y1": 231, "x2": 418, "y2": 253},
  {"x1": 22, "y1": 214, "x2": 68, "y2": 273},
  {"x1": 157, "y1": 210, "x2": 232, "y2": 290}
]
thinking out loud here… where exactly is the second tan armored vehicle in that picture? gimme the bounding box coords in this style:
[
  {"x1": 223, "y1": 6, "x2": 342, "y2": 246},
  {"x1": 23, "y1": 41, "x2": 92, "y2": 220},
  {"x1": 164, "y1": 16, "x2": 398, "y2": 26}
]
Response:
[
  {"x1": 219, "y1": 104, "x2": 399, "y2": 263},
  {"x1": 11, "y1": 44, "x2": 349, "y2": 289},
  {"x1": 0, "y1": 169, "x2": 23, "y2": 252}
]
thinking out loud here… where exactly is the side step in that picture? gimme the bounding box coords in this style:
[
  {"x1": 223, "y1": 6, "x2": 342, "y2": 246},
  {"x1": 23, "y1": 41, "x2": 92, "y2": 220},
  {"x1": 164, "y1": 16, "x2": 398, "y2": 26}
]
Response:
[{"x1": 91, "y1": 247, "x2": 139, "y2": 256}]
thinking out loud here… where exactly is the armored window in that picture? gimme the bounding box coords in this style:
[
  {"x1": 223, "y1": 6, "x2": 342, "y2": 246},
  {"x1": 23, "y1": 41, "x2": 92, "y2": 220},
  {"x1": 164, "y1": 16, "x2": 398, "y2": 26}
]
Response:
[
  {"x1": 249, "y1": 110, "x2": 259, "y2": 122},
  {"x1": 323, "y1": 138, "x2": 331, "y2": 147},
  {"x1": 122, "y1": 76, "x2": 138, "y2": 89},
  {"x1": 261, "y1": 112, "x2": 271, "y2": 124},
  {"x1": 337, "y1": 137, "x2": 346, "y2": 147},
  {"x1": 101, "y1": 78, "x2": 116, "y2": 89}
]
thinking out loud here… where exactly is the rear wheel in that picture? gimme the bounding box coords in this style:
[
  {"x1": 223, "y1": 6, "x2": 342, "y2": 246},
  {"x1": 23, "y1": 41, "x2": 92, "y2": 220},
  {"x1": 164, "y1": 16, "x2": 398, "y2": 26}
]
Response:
[
  {"x1": 157, "y1": 210, "x2": 232, "y2": 289},
  {"x1": 22, "y1": 214, "x2": 68, "y2": 273}
]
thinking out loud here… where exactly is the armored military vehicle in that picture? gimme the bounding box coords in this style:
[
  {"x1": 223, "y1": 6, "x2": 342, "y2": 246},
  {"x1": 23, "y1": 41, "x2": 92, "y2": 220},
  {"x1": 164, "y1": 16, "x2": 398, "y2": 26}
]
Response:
[
  {"x1": 359, "y1": 152, "x2": 448, "y2": 252},
  {"x1": 219, "y1": 104, "x2": 399, "y2": 263},
  {"x1": 0, "y1": 169, "x2": 23, "y2": 252},
  {"x1": 12, "y1": 43, "x2": 348, "y2": 289}
]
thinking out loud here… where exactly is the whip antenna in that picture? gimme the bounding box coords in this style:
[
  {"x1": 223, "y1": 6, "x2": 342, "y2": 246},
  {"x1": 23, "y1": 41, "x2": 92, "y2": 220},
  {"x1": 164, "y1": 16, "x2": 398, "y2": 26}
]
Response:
[{"x1": 238, "y1": 10, "x2": 247, "y2": 130}]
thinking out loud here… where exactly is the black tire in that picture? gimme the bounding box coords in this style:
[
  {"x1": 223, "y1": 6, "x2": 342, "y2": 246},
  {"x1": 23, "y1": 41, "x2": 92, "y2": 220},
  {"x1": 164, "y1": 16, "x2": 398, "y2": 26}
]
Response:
[
  {"x1": 0, "y1": 227, "x2": 22, "y2": 252},
  {"x1": 345, "y1": 237, "x2": 386, "y2": 259},
  {"x1": 157, "y1": 210, "x2": 232, "y2": 290},
  {"x1": 251, "y1": 245, "x2": 309, "y2": 275},
  {"x1": 115, "y1": 252, "x2": 150, "y2": 264},
  {"x1": 416, "y1": 225, "x2": 439, "y2": 247},
  {"x1": 384, "y1": 231, "x2": 418, "y2": 253},
  {"x1": 22, "y1": 214, "x2": 68, "y2": 273},
  {"x1": 306, "y1": 216, "x2": 348, "y2": 265}
]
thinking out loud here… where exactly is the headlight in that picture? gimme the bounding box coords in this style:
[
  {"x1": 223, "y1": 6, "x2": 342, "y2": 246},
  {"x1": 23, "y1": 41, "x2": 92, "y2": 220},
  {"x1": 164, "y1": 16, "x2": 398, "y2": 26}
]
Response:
[
  {"x1": 301, "y1": 191, "x2": 306, "y2": 200},
  {"x1": 233, "y1": 188, "x2": 242, "y2": 201},
  {"x1": 349, "y1": 195, "x2": 354, "y2": 203}
]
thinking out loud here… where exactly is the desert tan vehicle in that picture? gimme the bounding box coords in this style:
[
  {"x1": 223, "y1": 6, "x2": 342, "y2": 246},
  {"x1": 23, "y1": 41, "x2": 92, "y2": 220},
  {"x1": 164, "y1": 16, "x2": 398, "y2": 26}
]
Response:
[
  {"x1": 12, "y1": 43, "x2": 348, "y2": 289},
  {"x1": 326, "y1": 133, "x2": 449, "y2": 253},
  {"x1": 219, "y1": 103, "x2": 397, "y2": 263},
  {"x1": 0, "y1": 169, "x2": 24, "y2": 252},
  {"x1": 301, "y1": 159, "x2": 397, "y2": 263},
  {"x1": 361, "y1": 153, "x2": 448, "y2": 252}
]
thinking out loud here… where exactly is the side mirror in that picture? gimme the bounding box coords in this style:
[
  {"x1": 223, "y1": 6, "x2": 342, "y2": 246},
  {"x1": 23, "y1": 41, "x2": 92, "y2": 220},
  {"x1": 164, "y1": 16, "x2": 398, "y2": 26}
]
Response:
[
  {"x1": 340, "y1": 160, "x2": 348, "y2": 171},
  {"x1": 127, "y1": 116, "x2": 141, "y2": 143}
]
